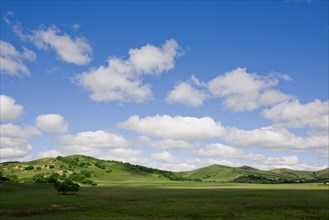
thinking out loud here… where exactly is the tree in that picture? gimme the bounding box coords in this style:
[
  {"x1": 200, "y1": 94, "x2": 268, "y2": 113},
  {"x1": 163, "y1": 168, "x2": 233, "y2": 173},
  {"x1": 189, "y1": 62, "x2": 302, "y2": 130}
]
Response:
[
  {"x1": 32, "y1": 173, "x2": 46, "y2": 183},
  {"x1": 25, "y1": 165, "x2": 34, "y2": 170},
  {"x1": 47, "y1": 173, "x2": 59, "y2": 183},
  {"x1": 55, "y1": 179, "x2": 80, "y2": 195}
]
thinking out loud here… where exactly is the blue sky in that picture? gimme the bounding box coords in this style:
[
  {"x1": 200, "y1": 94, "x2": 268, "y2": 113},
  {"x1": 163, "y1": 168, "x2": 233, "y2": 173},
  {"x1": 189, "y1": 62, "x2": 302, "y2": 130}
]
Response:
[{"x1": 1, "y1": 0, "x2": 328, "y2": 171}]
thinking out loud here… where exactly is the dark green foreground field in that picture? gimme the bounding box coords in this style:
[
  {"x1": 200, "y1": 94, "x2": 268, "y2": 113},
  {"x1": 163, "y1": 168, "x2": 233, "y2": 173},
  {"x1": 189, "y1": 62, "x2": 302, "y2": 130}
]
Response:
[{"x1": 1, "y1": 182, "x2": 328, "y2": 220}]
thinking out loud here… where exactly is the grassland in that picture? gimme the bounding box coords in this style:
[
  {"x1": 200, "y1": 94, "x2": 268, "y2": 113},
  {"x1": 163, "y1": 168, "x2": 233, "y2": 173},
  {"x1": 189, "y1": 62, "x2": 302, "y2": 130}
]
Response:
[
  {"x1": 0, "y1": 182, "x2": 328, "y2": 220},
  {"x1": 1, "y1": 155, "x2": 328, "y2": 219},
  {"x1": 2, "y1": 155, "x2": 328, "y2": 185}
]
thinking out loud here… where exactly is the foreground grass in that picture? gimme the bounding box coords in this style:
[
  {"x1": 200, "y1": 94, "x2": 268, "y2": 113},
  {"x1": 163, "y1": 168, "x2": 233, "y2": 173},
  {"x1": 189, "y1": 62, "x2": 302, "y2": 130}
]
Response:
[{"x1": 0, "y1": 183, "x2": 328, "y2": 220}]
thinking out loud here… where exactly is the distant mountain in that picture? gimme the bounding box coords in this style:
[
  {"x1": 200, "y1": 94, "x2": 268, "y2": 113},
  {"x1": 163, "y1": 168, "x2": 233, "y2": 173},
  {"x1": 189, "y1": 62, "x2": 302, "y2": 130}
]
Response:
[
  {"x1": 1, "y1": 155, "x2": 328, "y2": 185},
  {"x1": 182, "y1": 164, "x2": 329, "y2": 183}
]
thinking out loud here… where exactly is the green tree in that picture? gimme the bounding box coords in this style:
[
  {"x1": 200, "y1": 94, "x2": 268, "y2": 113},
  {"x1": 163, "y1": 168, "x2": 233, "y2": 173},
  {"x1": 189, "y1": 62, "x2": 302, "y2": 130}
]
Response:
[
  {"x1": 54, "y1": 179, "x2": 80, "y2": 195},
  {"x1": 47, "y1": 173, "x2": 60, "y2": 183},
  {"x1": 32, "y1": 173, "x2": 46, "y2": 183},
  {"x1": 25, "y1": 165, "x2": 34, "y2": 170}
]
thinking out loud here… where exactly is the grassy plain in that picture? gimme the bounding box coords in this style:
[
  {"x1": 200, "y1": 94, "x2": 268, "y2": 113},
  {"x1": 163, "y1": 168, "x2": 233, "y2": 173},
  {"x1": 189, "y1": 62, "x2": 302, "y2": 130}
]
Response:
[{"x1": 1, "y1": 182, "x2": 328, "y2": 220}]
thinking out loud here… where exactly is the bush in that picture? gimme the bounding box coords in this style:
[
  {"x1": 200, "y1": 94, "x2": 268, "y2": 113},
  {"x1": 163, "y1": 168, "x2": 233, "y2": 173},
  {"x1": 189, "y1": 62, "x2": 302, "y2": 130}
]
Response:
[
  {"x1": 49, "y1": 165, "x2": 55, "y2": 169},
  {"x1": 95, "y1": 162, "x2": 106, "y2": 169},
  {"x1": 80, "y1": 170, "x2": 92, "y2": 178},
  {"x1": 55, "y1": 179, "x2": 79, "y2": 194},
  {"x1": 32, "y1": 173, "x2": 46, "y2": 183},
  {"x1": 47, "y1": 173, "x2": 60, "y2": 183},
  {"x1": 57, "y1": 156, "x2": 79, "y2": 167},
  {"x1": 25, "y1": 165, "x2": 34, "y2": 170}
]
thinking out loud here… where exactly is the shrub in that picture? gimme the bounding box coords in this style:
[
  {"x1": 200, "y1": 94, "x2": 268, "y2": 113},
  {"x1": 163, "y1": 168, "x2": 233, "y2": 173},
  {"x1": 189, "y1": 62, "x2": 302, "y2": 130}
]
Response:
[
  {"x1": 55, "y1": 179, "x2": 80, "y2": 195},
  {"x1": 32, "y1": 173, "x2": 46, "y2": 183},
  {"x1": 47, "y1": 173, "x2": 60, "y2": 183},
  {"x1": 80, "y1": 170, "x2": 92, "y2": 178},
  {"x1": 95, "y1": 162, "x2": 106, "y2": 169},
  {"x1": 25, "y1": 165, "x2": 34, "y2": 170}
]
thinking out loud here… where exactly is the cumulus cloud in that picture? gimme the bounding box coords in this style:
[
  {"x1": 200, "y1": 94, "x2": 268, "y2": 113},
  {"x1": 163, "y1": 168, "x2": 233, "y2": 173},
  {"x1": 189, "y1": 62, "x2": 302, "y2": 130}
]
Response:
[
  {"x1": 35, "y1": 114, "x2": 68, "y2": 133},
  {"x1": 0, "y1": 95, "x2": 24, "y2": 122},
  {"x1": 152, "y1": 139, "x2": 194, "y2": 150},
  {"x1": 225, "y1": 126, "x2": 328, "y2": 151},
  {"x1": 225, "y1": 126, "x2": 305, "y2": 150},
  {"x1": 207, "y1": 158, "x2": 237, "y2": 167},
  {"x1": 59, "y1": 130, "x2": 128, "y2": 148},
  {"x1": 0, "y1": 123, "x2": 41, "y2": 161},
  {"x1": 5, "y1": 14, "x2": 92, "y2": 65},
  {"x1": 208, "y1": 68, "x2": 292, "y2": 111},
  {"x1": 43, "y1": 130, "x2": 129, "y2": 160},
  {"x1": 263, "y1": 99, "x2": 329, "y2": 131},
  {"x1": 38, "y1": 149, "x2": 62, "y2": 158},
  {"x1": 138, "y1": 136, "x2": 194, "y2": 150},
  {"x1": 152, "y1": 151, "x2": 177, "y2": 163},
  {"x1": 197, "y1": 143, "x2": 243, "y2": 158},
  {"x1": 104, "y1": 148, "x2": 145, "y2": 164},
  {"x1": 129, "y1": 40, "x2": 179, "y2": 74},
  {"x1": 29, "y1": 27, "x2": 92, "y2": 65},
  {"x1": 119, "y1": 115, "x2": 225, "y2": 141},
  {"x1": 76, "y1": 39, "x2": 180, "y2": 103},
  {"x1": 166, "y1": 68, "x2": 292, "y2": 110},
  {"x1": 245, "y1": 153, "x2": 299, "y2": 166},
  {"x1": 0, "y1": 40, "x2": 36, "y2": 76},
  {"x1": 166, "y1": 82, "x2": 208, "y2": 107}
]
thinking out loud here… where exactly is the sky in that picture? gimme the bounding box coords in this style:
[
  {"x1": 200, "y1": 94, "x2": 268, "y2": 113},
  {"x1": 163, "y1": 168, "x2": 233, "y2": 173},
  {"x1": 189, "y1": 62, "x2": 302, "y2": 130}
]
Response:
[{"x1": 0, "y1": 0, "x2": 328, "y2": 171}]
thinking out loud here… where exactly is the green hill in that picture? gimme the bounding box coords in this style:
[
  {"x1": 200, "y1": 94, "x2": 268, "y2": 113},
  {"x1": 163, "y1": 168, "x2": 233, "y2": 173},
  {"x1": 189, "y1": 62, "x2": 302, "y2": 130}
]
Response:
[
  {"x1": 1, "y1": 155, "x2": 328, "y2": 185},
  {"x1": 181, "y1": 164, "x2": 328, "y2": 183},
  {"x1": 0, "y1": 155, "x2": 185, "y2": 186}
]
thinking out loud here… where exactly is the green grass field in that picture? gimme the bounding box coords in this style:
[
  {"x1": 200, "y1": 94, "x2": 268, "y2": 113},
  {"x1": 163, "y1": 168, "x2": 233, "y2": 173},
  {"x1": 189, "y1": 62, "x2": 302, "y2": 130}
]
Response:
[{"x1": 1, "y1": 182, "x2": 328, "y2": 220}]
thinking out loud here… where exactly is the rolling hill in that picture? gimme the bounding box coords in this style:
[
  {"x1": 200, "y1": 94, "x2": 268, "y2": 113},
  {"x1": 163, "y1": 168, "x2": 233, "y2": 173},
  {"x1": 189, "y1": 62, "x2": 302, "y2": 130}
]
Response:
[{"x1": 1, "y1": 155, "x2": 328, "y2": 185}]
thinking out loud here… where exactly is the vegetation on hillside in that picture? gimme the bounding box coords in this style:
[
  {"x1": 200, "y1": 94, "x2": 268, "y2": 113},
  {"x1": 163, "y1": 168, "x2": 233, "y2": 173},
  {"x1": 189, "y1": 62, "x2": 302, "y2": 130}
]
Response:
[{"x1": 1, "y1": 155, "x2": 328, "y2": 185}]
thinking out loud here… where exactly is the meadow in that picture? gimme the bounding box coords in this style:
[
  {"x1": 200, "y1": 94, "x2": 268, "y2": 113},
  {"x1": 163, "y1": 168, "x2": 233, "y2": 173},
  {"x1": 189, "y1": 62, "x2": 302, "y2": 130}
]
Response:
[{"x1": 1, "y1": 182, "x2": 328, "y2": 220}]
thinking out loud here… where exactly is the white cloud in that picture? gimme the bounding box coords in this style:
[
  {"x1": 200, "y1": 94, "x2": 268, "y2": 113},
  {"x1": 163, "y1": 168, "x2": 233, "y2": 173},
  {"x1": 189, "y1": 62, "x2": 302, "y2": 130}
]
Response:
[
  {"x1": 158, "y1": 162, "x2": 198, "y2": 172},
  {"x1": 104, "y1": 148, "x2": 144, "y2": 164},
  {"x1": 197, "y1": 143, "x2": 243, "y2": 158},
  {"x1": 5, "y1": 14, "x2": 92, "y2": 65},
  {"x1": 29, "y1": 26, "x2": 92, "y2": 65},
  {"x1": 76, "y1": 58, "x2": 152, "y2": 103},
  {"x1": 38, "y1": 149, "x2": 62, "y2": 158},
  {"x1": 152, "y1": 139, "x2": 194, "y2": 150},
  {"x1": 129, "y1": 39, "x2": 179, "y2": 74},
  {"x1": 138, "y1": 136, "x2": 194, "y2": 150},
  {"x1": 166, "y1": 82, "x2": 208, "y2": 107},
  {"x1": 35, "y1": 114, "x2": 68, "y2": 133},
  {"x1": 59, "y1": 130, "x2": 128, "y2": 148},
  {"x1": 0, "y1": 95, "x2": 24, "y2": 122},
  {"x1": 207, "y1": 158, "x2": 237, "y2": 167},
  {"x1": 225, "y1": 126, "x2": 308, "y2": 150},
  {"x1": 0, "y1": 123, "x2": 41, "y2": 161},
  {"x1": 245, "y1": 153, "x2": 299, "y2": 165},
  {"x1": 45, "y1": 130, "x2": 129, "y2": 160},
  {"x1": 152, "y1": 151, "x2": 177, "y2": 163},
  {"x1": 207, "y1": 67, "x2": 292, "y2": 111},
  {"x1": 119, "y1": 115, "x2": 225, "y2": 141},
  {"x1": 225, "y1": 126, "x2": 328, "y2": 151},
  {"x1": 76, "y1": 40, "x2": 180, "y2": 103},
  {"x1": 263, "y1": 99, "x2": 329, "y2": 131},
  {"x1": 0, "y1": 40, "x2": 36, "y2": 76}
]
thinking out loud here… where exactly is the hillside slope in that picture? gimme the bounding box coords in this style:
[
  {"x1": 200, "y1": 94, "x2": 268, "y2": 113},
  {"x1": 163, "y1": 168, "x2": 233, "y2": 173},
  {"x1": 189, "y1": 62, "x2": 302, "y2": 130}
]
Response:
[
  {"x1": 181, "y1": 164, "x2": 328, "y2": 183},
  {"x1": 1, "y1": 155, "x2": 328, "y2": 184},
  {"x1": 0, "y1": 155, "x2": 184, "y2": 186}
]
